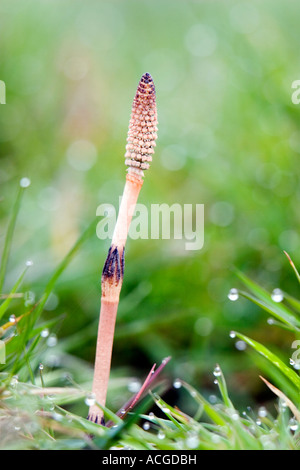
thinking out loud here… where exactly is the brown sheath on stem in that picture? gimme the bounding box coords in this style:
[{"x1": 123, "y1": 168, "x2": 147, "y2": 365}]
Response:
[{"x1": 88, "y1": 73, "x2": 158, "y2": 423}]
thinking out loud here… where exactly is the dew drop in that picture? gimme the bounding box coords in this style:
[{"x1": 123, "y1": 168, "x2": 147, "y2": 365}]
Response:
[
  {"x1": 157, "y1": 430, "x2": 165, "y2": 440},
  {"x1": 25, "y1": 260, "x2": 33, "y2": 267},
  {"x1": 41, "y1": 328, "x2": 49, "y2": 338},
  {"x1": 162, "y1": 407, "x2": 171, "y2": 415},
  {"x1": 229, "y1": 331, "x2": 236, "y2": 338},
  {"x1": 228, "y1": 288, "x2": 239, "y2": 301},
  {"x1": 209, "y1": 394, "x2": 217, "y2": 404},
  {"x1": 9, "y1": 314, "x2": 16, "y2": 324},
  {"x1": 289, "y1": 418, "x2": 299, "y2": 432},
  {"x1": 258, "y1": 406, "x2": 267, "y2": 418},
  {"x1": 39, "y1": 363, "x2": 44, "y2": 371},
  {"x1": 10, "y1": 375, "x2": 18, "y2": 388},
  {"x1": 280, "y1": 399, "x2": 288, "y2": 409},
  {"x1": 213, "y1": 365, "x2": 222, "y2": 377},
  {"x1": 52, "y1": 412, "x2": 63, "y2": 422},
  {"x1": 173, "y1": 379, "x2": 182, "y2": 389},
  {"x1": 256, "y1": 419, "x2": 262, "y2": 426},
  {"x1": 128, "y1": 379, "x2": 141, "y2": 393},
  {"x1": 47, "y1": 334, "x2": 57, "y2": 347},
  {"x1": 235, "y1": 340, "x2": 246, "y2": 351},
  {"x1": 211, "y1": 434, "x2": 221, "y2": 444},
  {"x1": 271, "y1": 288, "x2": 284, "y2": 303},
  {"x1": 143, "y1": 422, "x2": 150, "y2": 430},
  {"x1": 186, "y1": 434, "x2": 200, "y2": 449},
  {"x1": 229, "y1": 410, "x2": 239, "y2": 421},
  {"x1": 20, "y1": 177, "x2": 31, "y2": 188},
  {"x1": 84, "y1": 393, "x2": 96, "y2": 407}
]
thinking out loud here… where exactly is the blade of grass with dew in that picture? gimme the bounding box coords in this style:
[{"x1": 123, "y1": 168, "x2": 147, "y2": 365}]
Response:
[
  {"x1": 236, "y1": 270, "x2": 300, "y2": 329},
  {"x1": 151, "y1": 391, "x2": 189, "y2": 430},
  {"x1": 92, "y1": 394, "x2": 154, "y2": 449},
  {"x1": 211, "y1": 364, "x2": 263, "y2": 450},
  {"x1": 239, "y1": 290, "x2": 300, "y2": 332},
  {"x1": 213, "y1": 364, "x2": 234, "y2": 409},
  {"x1": 0, "y1": 180, "x2": 30, "y2": 292},
  {"x1": 233, "y1": 331, "x2": 300, "y2": 390},
  {"x1": 180, "y1": 380, "x2": 227, "y2": 426},
  {"x1": 0, "y1": 264, "x2": 31, "y2": 321},
  {"x1": 247, "y1": 348, "x2": 300, "y2": 406}
]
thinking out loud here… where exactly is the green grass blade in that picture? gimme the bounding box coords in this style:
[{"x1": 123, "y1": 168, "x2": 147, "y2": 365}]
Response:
[
  {"x1": 180, "y1": 380, "x2": 227, "y2": 426},
  {"x1": 0, "y1": 182, "x2": 29, "y2": 293},
  {"x1": 233, "y1": 331, "x2": 300, "y2": 390},
  {"x1": 236, "y1": 270, "x2": 300, "y2": 329},
  {"x1": 212, "y1": 364, "x2": 234, "y2": 409},
  {"x1": 0, "y1": 264, "x2": 30, "y2": 321}
]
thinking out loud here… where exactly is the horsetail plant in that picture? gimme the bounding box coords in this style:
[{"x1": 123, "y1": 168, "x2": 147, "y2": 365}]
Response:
[{"x1": 88, "y1": 73, "x2": 158, "y2": 424}]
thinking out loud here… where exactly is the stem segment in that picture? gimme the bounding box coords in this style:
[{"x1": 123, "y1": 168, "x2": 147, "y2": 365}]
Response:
[{"x1": 88, "y1": 175, "x2": 143, "y2": 423}]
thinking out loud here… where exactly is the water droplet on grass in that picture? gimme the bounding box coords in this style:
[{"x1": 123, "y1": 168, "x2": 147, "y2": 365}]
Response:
[
  {"x1": 157, "y1": 430, "x2": 165, "y2": 440},
  {"x1": 9, "y1": 314, "x2": 16, "y2": 324},
  {"x1": 41, "y1": 328, "x2": 49, "y2": 338},
  {"x1": 52, "y1": 412, "x2": 63, "y2": 422},
  {"x1": 235, "y1": 340, "x2": 246, "y2": 351},
  {"x1": 128, "y1": 379, "x2": 141, "y2": 393},
  {"x1": 258, "y1": 406, "x2": 267, "y2": 418},
  {"x1": 20, "y1": 177, "x2": 31, "y2": 188},
  {"x1": 25, "y1": 260, "x2": 33, "y2": 267},
  {"x1": 228, "y1": 288, "x2": 239, "y2": 301},
  {"x1": 173, "y1": 379, "x2": 182, "y2": 389},
  {"x1": 186, "y1": 434, "x2": 200, "y2": 449},
  {"x1": 162, "y1": 407, "x2": 171, "y2": 415},
  {"x1": 84, "y1": 393, "x2": 96, "y2": 407},
  {"x1": 209, "y1": 394, "x2": 217, "y2": 404},
  {"x1": 10, "y1": 376, "x2": 18, "y2": 388},
  {"x1": 47, "y1": 334, "x2": 57, "y2": 347},
  {"x1": 213, "y1": 365, "x2": 221, "y2": 377},
  {"x1": 271, "y1": 288, "x2": 284, "y2": 303},
  {"x1": 289, "y1": 418, "x2": 298, "y2": 431},
  {"x1": 143, "y1": 422, "x2": 150, "y2": 431},
  {"x1": 229, "y1": 331, "x2": 236, "y2": 338}
]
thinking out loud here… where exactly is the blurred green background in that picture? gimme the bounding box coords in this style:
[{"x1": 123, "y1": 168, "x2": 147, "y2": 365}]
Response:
[{"x1": 1, "y1": 0, "x2": 300, "y2": 415}]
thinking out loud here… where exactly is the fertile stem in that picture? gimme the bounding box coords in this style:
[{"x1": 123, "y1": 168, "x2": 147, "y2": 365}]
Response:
[{"x1": 88, "y1": 73, "x2": 158, "y2": 423}]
